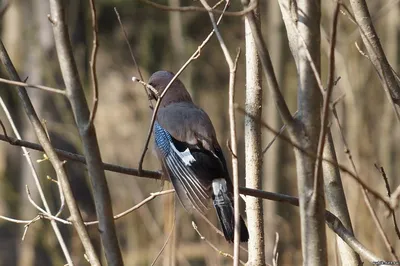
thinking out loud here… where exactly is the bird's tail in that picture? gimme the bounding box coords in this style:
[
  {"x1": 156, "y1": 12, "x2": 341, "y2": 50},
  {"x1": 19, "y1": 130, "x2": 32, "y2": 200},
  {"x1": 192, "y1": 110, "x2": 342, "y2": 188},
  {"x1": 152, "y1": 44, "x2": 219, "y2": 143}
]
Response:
[{"x1": 212, "y1": 178, "x2": 249, "y2": 242}]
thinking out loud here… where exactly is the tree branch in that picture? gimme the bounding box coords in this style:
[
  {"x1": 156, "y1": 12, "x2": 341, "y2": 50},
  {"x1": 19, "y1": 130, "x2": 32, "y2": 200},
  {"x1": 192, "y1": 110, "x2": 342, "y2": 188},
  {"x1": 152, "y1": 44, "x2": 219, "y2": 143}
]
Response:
[
  {"x1": 138, "y1": 0, "x2": 257, "y2": 16},
  {"x1": 348, "y1": 0, "x2": 400, "y2": 106},
  {"x1": 88, "y1": 0, "x2": 100, "y2": 128}
]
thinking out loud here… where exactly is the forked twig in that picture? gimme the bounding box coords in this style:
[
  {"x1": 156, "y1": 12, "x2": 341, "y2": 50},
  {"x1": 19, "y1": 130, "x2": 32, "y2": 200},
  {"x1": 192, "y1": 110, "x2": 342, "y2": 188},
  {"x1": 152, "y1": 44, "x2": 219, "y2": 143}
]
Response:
[
  {"x1": 374, "y1": 164, "x2": 400, "y2": 240},
  {"x1": 192, "y1": 221, "x2": 246, "y2": 265}
]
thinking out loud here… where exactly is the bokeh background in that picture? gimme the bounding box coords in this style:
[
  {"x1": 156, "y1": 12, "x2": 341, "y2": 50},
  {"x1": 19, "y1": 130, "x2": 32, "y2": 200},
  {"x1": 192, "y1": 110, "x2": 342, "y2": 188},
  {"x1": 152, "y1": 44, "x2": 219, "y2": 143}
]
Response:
[{"x1": 0, "y1": 0, "x2": 399, "y2": 265}]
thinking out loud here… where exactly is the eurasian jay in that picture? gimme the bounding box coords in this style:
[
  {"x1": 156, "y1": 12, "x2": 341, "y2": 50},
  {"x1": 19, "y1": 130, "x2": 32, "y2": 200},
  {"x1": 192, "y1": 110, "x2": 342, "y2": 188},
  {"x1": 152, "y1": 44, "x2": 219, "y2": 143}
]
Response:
[{"x1": 148, "y1": 70, "x2": 249, "y2": 242}]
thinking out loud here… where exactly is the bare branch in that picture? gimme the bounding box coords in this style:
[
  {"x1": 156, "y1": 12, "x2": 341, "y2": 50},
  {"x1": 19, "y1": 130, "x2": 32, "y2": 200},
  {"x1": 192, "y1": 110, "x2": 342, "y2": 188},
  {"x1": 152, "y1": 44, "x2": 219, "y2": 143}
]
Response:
[
  {"x1": 313, "y1": 3, "x2": 340, "y2": 198},
  {"x1": 374, "y1": 164, "x2": 400, "y2": 239},
  {"x1": 114, "y1": 8, "x2": 150, "y2": 106},
  {"x1": 331, "y1": 103, "x2": 399, "y2": 261},
  {"x1": 85, "y1": 189, "x2": 175, "y2": 225},
  {"x1": 139, "y1": 0, "x2": 257, "y2": 16},
  {"x1": 0, "y1": 77, "x2": 66, "y2": 95},
  {"x1": 150, "y1": 201, "x2": 176, "y2": 266},
  {"x1": 348, "y1": 0, "x2": 400, "y2": 106},
  {"x1": 87, "y1": 0, "x2": 100, "y2": 129},
  {"x1": 272, "y1": 233, "x2": 279, "y2": 266},
  {"x1": 192, "y1": 222, "x2": 246, "y2": 265}
]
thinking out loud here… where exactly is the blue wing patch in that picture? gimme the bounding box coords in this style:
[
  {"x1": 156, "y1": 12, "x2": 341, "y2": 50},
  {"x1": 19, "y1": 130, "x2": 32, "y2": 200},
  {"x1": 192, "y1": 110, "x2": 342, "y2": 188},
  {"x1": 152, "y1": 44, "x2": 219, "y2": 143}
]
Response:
[{"x1": 154, "y1": 122, "x2": 172, "y2": 156}]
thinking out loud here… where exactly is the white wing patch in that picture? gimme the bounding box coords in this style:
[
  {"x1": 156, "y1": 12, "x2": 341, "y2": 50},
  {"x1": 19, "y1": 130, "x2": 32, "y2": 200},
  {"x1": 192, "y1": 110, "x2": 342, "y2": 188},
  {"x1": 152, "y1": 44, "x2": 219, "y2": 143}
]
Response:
[
  {"x1": 212, "y1": 178, "x2": 228, "y2": 195},
  {"x1": 170, "y1": 141, "x2": 196, "y2": 166}
]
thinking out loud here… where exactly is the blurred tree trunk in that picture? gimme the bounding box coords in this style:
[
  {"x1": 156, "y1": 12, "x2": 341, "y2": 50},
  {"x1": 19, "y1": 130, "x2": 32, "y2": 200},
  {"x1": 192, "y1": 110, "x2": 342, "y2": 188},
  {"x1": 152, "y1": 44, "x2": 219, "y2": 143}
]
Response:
[
  {"x1": 1, "y1": 1, "x2": 27, "y2": 265},
  {"x1": 3, "y1": 1, "x2": 42, "y2": 266},
  {"x1": 17, "y1": 0, "x2": 59, "y2": 263},
  {"x1": 263, "y1": 0, "x2": 286, "y2": 262}
]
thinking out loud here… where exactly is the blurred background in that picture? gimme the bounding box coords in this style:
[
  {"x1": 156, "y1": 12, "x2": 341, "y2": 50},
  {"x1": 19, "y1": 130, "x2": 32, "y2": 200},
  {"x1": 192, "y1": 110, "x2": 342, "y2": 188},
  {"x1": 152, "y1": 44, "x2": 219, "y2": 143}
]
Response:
[{"x1": 0, "y1": 0, "x2": 399, "y2": 265}]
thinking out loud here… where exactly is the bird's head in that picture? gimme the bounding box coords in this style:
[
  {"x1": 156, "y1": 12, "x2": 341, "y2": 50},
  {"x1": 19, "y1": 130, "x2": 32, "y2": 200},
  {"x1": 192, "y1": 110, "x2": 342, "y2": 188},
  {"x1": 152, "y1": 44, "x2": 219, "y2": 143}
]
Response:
[{"x1": 147, "y1": 71, "x2": 193, "y2": 107}]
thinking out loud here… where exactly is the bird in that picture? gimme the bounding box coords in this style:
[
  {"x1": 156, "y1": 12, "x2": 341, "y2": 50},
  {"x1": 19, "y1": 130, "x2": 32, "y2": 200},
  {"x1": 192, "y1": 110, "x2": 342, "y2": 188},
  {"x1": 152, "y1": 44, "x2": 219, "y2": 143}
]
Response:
[{"x1": 148, "y1": 70, "x2": 249, "y2": 242}]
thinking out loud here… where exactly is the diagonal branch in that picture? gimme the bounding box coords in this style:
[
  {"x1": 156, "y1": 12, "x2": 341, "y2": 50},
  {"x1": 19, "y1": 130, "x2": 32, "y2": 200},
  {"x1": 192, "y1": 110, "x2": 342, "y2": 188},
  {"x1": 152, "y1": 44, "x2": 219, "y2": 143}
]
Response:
[
  {"x1": 241, "y1": 0, "x2": 294, "y2": 130},
  {"x1": 347, "y1": 0, "x2": 400, "y2": 122}
]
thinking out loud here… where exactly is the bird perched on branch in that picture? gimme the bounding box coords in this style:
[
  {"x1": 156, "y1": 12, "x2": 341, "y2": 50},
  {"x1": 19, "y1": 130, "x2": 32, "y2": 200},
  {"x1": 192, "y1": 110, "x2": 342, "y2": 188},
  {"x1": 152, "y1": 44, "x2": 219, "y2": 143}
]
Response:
[{"x1": 148, "y1": 70, "x2": 248, "y2": 242}]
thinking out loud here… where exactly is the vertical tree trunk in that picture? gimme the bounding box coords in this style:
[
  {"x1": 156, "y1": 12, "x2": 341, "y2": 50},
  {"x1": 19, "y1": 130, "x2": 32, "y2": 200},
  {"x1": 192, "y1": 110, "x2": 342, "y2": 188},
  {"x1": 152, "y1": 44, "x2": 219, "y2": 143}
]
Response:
[
  {"x1": 295, "y1": 0, "x2": 326, "y2": 263},
  {"x1": 244, "y1": 1, "x2": 265, "y2": 265},
  {"x1": 3, "y1": 1, "x2": 42, "y2": 265},
  {"x1": 278, "y1": 0, "x2": 327, "y2": 264}
]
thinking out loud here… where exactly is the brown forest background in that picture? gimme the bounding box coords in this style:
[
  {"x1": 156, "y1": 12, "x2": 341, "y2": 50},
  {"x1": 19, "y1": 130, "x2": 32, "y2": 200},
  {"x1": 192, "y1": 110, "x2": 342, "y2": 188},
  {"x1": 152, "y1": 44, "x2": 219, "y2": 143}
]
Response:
[{"x1": 0, "y1": 0, "x2": 399, "y2": 265}]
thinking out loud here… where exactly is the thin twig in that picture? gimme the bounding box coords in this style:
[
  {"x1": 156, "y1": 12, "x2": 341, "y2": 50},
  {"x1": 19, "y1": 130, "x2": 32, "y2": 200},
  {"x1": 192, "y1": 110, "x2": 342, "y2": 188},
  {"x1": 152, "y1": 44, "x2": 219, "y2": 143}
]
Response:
[
  {"x1": 25, "y1": 186, "x2": 71, "y2": 225},
  {"x1": 374, "y1": 164, "x2": 400, "y2": 240},
  {"x1": 138, "y1": 0, "x2": 257, "y2": 16},
  {"x1": 311, "y1": 2, "x2": 340, "y2": 208},
  {"x1": 192, "y1": 222, "x2": 246, "y2": 265},
  {"x1": 85, "y1": 189, "x2": 175, "y2": 225},
  {"x1": 22, "y1": 215, "x2": 42, "y2": 241},
  {"x1": 150, "y1": 197, "x2": 176, "y2": 266},
  {"x1": 0, "y1": 214, "x2": 39, "y2": 224},
  {"x1": 114, "y1": 8, "x2": 149, "y2": 106},
  {"x1": 137, "y1": 0, "x2": 230, "y2": 173},
  {"x1": 272, "y1": 232, "x2": 279, "y2": 266},
  {"x1": 0, "y1": 97, "x2": 73, "y2": 265},
  {"x1": 0, "y1": 77, "x2": 66, "y2": 95},
  {"x1": 262, "y1": 111, "x2": 298, "y2": 155},
  {"x1": 392, "y1": 186, "x2": 400, "y2": 209},
  {"x1": 0, "y1": 119, "x2": 11, "y2": 142},
  {"x1": 87, "y1": 0, "x2": 100, "y2": 129},
  {"x1": 131, "y1": 76, "x2": 159, "y2": 99}
]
